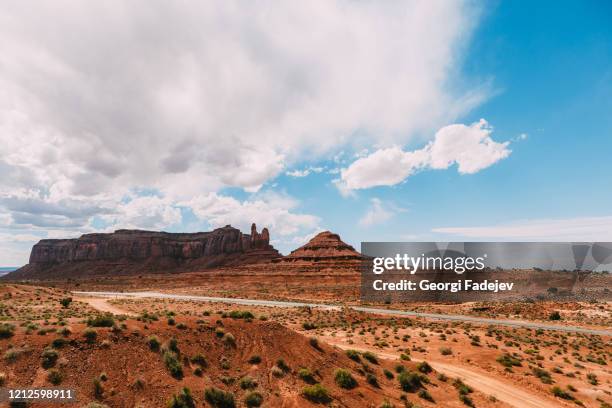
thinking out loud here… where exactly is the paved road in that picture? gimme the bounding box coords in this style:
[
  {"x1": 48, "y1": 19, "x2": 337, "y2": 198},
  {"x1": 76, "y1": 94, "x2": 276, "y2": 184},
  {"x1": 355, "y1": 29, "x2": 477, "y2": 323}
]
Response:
[{"x1": 72, "y1": 291, "x2": 612, "y2": 336}]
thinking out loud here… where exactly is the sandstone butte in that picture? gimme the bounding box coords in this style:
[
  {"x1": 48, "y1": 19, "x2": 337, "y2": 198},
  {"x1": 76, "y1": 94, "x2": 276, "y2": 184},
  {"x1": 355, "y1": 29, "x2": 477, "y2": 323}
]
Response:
[{"x1": 5, "y1": 226, "x2": 364, "y2": 280}]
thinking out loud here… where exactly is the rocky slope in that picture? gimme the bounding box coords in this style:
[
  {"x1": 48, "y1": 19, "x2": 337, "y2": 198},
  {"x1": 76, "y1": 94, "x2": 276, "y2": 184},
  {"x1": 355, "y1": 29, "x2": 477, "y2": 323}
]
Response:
[{"x1": 7, "y1": 224, "x2": 280, "y2": 279}]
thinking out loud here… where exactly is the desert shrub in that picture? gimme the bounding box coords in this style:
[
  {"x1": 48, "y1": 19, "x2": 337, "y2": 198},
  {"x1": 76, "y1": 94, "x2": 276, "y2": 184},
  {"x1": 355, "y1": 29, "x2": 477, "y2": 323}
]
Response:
[
  {"x1": 239, "y1": 376, "x2": 257, "y2": 390},
  {"x1": 41, "y1": 348, "x2": 59, "y2": 369},
  {"x1": 244, "y1": 391, "x2": 263, "y2": 407},
  {"x1": 302, "y1": 322, "x2": 317, "y2": 330},
  {"x1": 383, "y1": 369, "x2": 394, "y2": 379},
  {"x1": 276, "y1": 359, "x2": 290, "y2": 372},
  {"x1": 586, "y1": 373, "x2": 598, "y2": 385},
  {"x1": 309, "y1": 337, "x2": 322, "y2": 351},
  {"x1": 334, "y1": 369, "x2": 357, "y2": 389},
  {"x1": 0, "y1": 372, "x2": 6, "y2": 386},
  {"x1": 93, "y1": 377, "x2": 104, "y2": 398},
  {"x1": 83, "y1": 328, "x2": 97, "y2": 343},
  {"x1": 87, "y1": 315, "x2": 115, "y2": 328},
  {"x1": 58, "y1": 327, "x2": 72, "y2": 337},
  {"x1": 362, "y1": 351, "x2": 378, "y2": 364},
  {"x1": 215, "y1": 327, "x2": 225, "y2": 337},
  {"x1": 345, "y1": 349, "x2": 361, "y2": 362},
  {"x1": 51, "y1": 337, "x2": 67, "y2": 349},
  {"x1": 270, "y1": 366, "x2": 284, "y2": 377},
  {"x1": 167, "y1": 318, "x2": 176, "y2": 326},
  {"x1": 366, "y1": 373, "x2": 379, "y2": 387},
  {"x1": 47, "y1": 369, "x2": 62, "y2": 385},
  {"x1": 204, "y1": 387, "x2": 235, "y2": 408},
  {"x1": 532, "y1": 367, "x2": 553, "y2": 384},
  {"x1": 229, "y1": 310, "x2": 254, "y2": 319},
  {"x1": 167, "y1": 387, "x2": 195, "y2": 408},
  {"x1": 549, "y1": 311, "x2": 561, "y2": 321},
  {"x1": 380, "y1": 400, "x2": 394, "y2": 408},
  {"x1": 398, "y1": 371, "x2": 422, "y2": 392},
  {"x1": 302, "y1": 384, "x2": 331, "y2": 403},
  {"x1": 496, "y1": 353, "x2": 521, "y2": 368},
  {"x1": 163, "y1": 351, "x2": 183, "y2": 379},
  {"x1": 247, "y1": 355, "x2": 261, "y2": 364},
  {"x1": 416, "y1": 361, "x2": 432, "y2": 374},
  {"x1": 147, "y1": 336, "x2": 161, "y2": 351},
  {"x1": 453, "y1": 378, "x2": 473, "y2": 395},
  {"x1": 190, "y1": 354, "x2": 207, "y2": 367},
  {"x1": 194, "y1": 367, "x2": 203, "y2": 376},
  {"x1": 551, "y1": 386, "x2": 573, "y2": 400},
  {"x1": 439, "y1": 347, "x2": 453, "y2": 356},
  {"x1": 222, "y1": 333, "x2": 236, "y2": 347},
  {"x1": 298, "y1": 368, "x2": 316, "y2": 383},
  {"x1": 418, "y1": 389, "x2": 434, "y2": 402},
  {"x1": 4, "y1": 348, "x2": 24, "y2": 363},
  {"x1": 0, "y1": 323, "x2": 15, "y2": 339},
  {"x1": 460, "y1": 394, "x2": 475, "y2": 407}
]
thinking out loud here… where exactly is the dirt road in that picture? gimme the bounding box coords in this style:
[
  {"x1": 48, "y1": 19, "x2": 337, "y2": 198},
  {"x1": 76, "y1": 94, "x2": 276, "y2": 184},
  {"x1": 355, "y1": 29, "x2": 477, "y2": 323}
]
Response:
[{"x1": 73, "y1": 291, "x2": 612, "y2": 336}]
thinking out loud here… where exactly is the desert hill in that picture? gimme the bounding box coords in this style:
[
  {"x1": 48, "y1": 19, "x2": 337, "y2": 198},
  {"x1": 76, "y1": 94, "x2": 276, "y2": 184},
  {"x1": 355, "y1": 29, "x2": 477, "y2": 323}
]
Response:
[{"x1": 284, "y1": 231, "x2": 363, "y2": 262}]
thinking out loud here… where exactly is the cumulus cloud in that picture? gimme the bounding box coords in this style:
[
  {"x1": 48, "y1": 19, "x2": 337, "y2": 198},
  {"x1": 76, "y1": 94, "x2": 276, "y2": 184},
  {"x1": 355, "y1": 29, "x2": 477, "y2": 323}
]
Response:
[
  {"x1": 432, "y1": 216, "x2": 612, "y2": 241},
  {"x1": 0, "y1": 1, "x2": 487, "y2": 261},
  {"x1": 183, "y1": 191, "x2": 320, "y2": 238},
  {"x1": 286, "y1": 167, "x2": 324, "y2": 178},
  {"x1": 339, "y1": 119, "x2": 510, "y2": 190},
  {"x1": 359, "y1": 198, "x2": 406, "y2": 227}
]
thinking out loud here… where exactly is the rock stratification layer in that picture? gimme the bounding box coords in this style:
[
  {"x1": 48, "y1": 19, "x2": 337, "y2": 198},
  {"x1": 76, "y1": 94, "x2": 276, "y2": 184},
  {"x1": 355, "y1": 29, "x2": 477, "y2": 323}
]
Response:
[
  {"x1": 284, "y1": 231, "x2": 363, "y2": 262},
  {"x1": 9, "y1": 224, "x2": 280, "y2": 279}
]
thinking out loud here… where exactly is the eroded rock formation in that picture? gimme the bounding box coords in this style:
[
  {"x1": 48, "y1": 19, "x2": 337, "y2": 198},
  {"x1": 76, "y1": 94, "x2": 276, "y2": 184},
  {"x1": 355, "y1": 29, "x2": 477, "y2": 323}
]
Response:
[
  {"x1": 9, "y1": 224, "x2": 280, "y2": 279},
  {"x1": 284, "y1": 231, "x2": 363, "y2": 262}
]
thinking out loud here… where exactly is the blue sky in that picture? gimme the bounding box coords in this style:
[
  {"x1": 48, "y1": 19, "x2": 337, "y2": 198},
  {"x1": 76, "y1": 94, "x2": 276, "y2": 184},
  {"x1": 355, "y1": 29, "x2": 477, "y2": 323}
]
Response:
[{"x1": 1, "y1": 1, "x2": 611, "y2": 265}]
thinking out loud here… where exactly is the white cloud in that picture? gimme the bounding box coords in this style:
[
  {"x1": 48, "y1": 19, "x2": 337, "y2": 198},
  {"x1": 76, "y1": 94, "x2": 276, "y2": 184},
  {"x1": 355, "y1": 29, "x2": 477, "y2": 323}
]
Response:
[
  {"x1": 359, "y1": 198, "x2": 406, "y2": 227},
  {"x1": 432, "y1": 216, "x2": 612, "y2": 241},
  {"x1": 286, "y1": 167, "x2": 324, "y2": 178},
  {"x1": 183, "y1": 191, "x2": 320, "y2": 238},
  {"x1": 0, "y1": 1, "x2": 483, "y2": 200},
  {"x1": 339, "y1": 119, "x2": 510, "y2": 190}
]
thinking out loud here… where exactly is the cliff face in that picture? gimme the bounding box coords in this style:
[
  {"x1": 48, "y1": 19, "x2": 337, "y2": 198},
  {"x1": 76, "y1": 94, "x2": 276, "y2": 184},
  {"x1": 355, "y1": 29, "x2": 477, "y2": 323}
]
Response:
[{"x1": 9, "y1": 224, "x2": 280, "y2": 279}]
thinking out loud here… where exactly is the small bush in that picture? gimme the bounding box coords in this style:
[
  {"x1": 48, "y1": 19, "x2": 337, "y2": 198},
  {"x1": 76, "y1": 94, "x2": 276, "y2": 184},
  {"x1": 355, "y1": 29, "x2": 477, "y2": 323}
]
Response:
[
  {"x1": 439, "y1": 347, "x2": 453, "y2": 356},
  {"x1": 383, "y1": 369, "x2": 394, "y2": 379},
  {"x1": 147, "y1": 336, "x2": 161, "y2": 351},
  {"x1": 418, "y1": 389, "x2": 434, "y2": 402},
  {"x1": 83, "y1": 328, "x2": 97, "y2": 343},
  {"x1": 298, "y1": 368, "x2": 316, "y2": 383},
  {"x1": 549, "y1": 311, "x2": 561, "y2": 321},
  {"x1": 302, "y1": 322, "x2": 317, "y2": 330},
  {"x1": 335, "y1": 369, "x2": 357, "y2": 389},
  {"x1": 93, "y1": 377, "x2": 104, "y2": 398},
  {"x1": 0, "y1": 323, "x2": 15, "y2": 339},
  {"x1": 204, "y1": 387, "x2": 235, "y2": 408},
  {"x1": 51, "y1": 337, "x2": 67, "y2": 349},
  {"x1": 366, "y1": 373, "x2": 379, "y2": 387},
  {"x1": 222, "y1": 333, "x2": 236, "y2": 347},
  {"x1": 60, "y1": 298, "x2": 72, "y2": 308},
  {"x1": 167, "y1": 387, "x2": 195, "y2": 408},
  {"x1": 363, "y1": 351, "x2": 379, "y2": 364},
  {"x1": 190, "y1": 354, "x2": 207, "y2": 367},
  {"x1": 551, "y1": 386, "x2": 573, "y2": 400},
  {"x1": 345, "y1": 349, "x2": 361, "y2": 362},
  {"x1": 276, "y1": 359, "x2": 290, "y2": 372},
  {"x1": 302, "y1": 384, "x2": 331, "y2": 403},
  {"x1": 87, "y1": 315, "x2": 115, "y2": 328},
  {"x1": 41, "y1": 348, "x2": 59, "y2": 369},
  {"x1": 0, "y1": 372, "x2": 6, "y2": 386},
  {"x1": 47, "y1": 369, "x2": 62, "y2": 385},
  {"x1": 239, "y1": 376, "x2": 257, "y2": 390},
  {"x1": 496, "y1": 353, "x2": 521, "y2": 368},
  {"x1": 416, "y1": 361, "x2": 432, "y2": 374},
  {"x1": 244, "y1": 391, "x2": 263, "y2": 407},
  {"x1": 309, "y1": 337, "x2": 322, "y2": 351},
  {"x1": 163, "y1": 351, "x2": 183, "y2": 379},
  {"x1": 247, "y1": 355, "x2": 261, "y2": 364},
  {"x1": 398, "y1": 371, "x2": 422, "y2": 392},
  {"x1": 229, "y1": 310, "x2": 254, "y2": 319}
]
